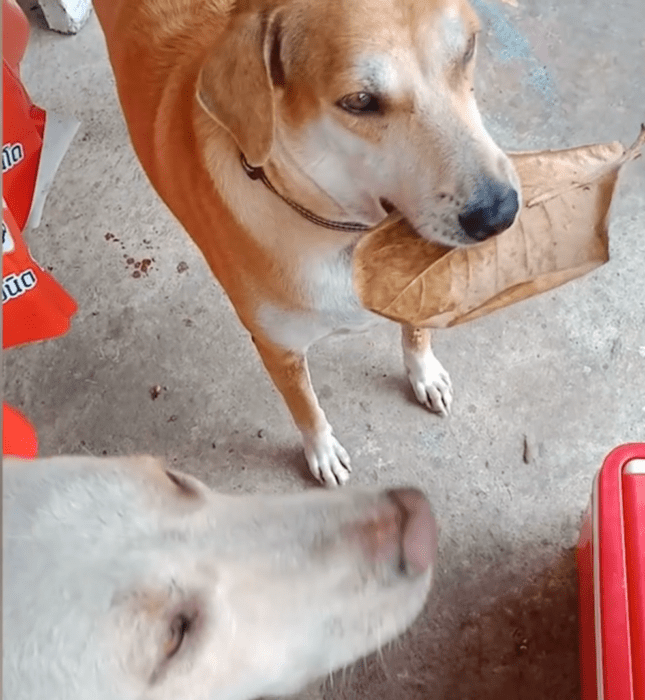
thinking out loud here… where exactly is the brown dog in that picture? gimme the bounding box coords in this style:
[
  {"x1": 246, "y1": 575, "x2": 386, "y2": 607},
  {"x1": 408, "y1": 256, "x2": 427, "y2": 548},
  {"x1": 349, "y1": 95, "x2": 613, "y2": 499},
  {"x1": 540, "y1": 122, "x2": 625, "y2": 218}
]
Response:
[{"x1": 93, "y1": 0, "x2": 520, "y2": 486}]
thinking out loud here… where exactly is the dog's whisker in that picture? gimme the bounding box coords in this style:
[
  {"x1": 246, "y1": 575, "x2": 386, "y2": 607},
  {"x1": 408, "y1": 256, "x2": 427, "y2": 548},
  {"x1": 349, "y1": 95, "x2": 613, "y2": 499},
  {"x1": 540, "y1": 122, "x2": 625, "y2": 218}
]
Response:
[{"x1": 79, "y1": 442, "x2": 96, "y2": 456}]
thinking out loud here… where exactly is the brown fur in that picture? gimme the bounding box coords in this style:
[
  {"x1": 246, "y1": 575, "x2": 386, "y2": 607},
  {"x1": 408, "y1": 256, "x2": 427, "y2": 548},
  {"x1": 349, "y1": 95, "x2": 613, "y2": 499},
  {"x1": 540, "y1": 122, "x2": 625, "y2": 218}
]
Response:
[{"x1": 93, "y1": 0, "x2": 518, "y2": 485}]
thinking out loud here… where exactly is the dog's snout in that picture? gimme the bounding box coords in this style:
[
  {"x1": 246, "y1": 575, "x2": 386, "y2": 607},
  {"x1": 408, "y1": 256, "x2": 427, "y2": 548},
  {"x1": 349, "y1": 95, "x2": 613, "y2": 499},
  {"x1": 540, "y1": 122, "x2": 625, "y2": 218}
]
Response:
[
  {"x1": 387, "y1": 488, "x2": 437, "y2": 575},
  {"x1": 458, "y1": 180, "x2": 519, "y2": 242},
  {"x1": 356, "y1": 488, "x2": 437, "y2": 575}
]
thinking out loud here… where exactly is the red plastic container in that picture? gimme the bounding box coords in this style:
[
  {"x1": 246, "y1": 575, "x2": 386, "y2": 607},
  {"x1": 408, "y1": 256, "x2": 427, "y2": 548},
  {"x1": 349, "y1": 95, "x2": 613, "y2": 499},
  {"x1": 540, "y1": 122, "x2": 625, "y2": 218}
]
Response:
[{"x1": 577, "y1": 444, "x2": 645, "y2": 700}]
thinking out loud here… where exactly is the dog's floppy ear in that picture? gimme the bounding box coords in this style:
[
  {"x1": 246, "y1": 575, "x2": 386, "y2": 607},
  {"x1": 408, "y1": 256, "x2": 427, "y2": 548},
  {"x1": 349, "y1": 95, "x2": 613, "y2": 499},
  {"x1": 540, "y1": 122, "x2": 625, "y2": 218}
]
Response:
[{"x1": 197, "y1": 10, "x2": 283, "y2": 167}]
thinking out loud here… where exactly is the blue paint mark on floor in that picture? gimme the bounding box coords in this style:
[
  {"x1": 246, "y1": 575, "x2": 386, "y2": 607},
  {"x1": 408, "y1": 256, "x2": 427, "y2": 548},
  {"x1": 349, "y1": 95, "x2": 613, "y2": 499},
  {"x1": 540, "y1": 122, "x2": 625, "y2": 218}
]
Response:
[{"x1": 471, "y1": 0, "x2": 557, "y2": 105}]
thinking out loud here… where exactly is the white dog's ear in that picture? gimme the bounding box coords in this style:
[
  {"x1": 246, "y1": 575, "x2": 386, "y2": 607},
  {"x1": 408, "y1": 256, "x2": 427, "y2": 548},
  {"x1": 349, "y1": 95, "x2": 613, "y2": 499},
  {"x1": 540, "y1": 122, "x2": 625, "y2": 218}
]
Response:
[{"x1": 197, "y1": 10, "x2": 283, "y2": 167}]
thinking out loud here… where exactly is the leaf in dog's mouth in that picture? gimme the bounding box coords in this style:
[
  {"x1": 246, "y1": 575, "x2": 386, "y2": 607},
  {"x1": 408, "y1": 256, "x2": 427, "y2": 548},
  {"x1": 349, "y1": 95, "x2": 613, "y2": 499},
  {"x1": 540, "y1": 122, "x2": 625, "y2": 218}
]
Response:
[{"x1": 357, "y1": 125, "x2": 645, "y2": 328}]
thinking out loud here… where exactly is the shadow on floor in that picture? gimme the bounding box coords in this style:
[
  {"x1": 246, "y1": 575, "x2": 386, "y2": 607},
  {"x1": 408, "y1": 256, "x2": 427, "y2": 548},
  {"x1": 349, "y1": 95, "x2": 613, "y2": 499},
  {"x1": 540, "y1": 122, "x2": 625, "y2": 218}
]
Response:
[{"x1": 324, "y1": 547, "x2": 580, "y2": 700}]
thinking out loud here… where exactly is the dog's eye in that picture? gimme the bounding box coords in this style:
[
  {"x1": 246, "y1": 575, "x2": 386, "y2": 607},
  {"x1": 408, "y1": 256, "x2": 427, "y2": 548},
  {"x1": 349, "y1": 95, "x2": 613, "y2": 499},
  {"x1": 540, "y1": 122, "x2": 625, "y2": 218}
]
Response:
[
  {"x1": 463, "y1": 33, "x2": 477, "y2": 64},
  {"x1": 164, "y1": 613, "x2": 191, "y2": 659},
  {"x1": 338, "y1": 92, "x2": 380, "y2": 114}
]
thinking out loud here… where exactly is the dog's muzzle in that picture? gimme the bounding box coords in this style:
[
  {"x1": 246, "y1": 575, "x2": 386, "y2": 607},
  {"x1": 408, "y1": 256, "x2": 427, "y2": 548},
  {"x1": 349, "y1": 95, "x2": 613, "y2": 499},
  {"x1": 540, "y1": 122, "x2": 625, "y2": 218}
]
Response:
[{"x1": 351, "y1": 488, "x2": 437, "y2": 577}]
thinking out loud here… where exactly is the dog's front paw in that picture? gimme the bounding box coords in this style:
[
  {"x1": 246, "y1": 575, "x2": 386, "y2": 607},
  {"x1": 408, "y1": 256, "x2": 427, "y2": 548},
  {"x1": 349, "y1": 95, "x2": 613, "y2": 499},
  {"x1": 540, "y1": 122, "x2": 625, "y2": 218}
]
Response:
[
  {"x1": 302, "y1": 429, "x2": 352, "y2": 487},
  {"x1": 405, "y1": 352, "x2": 453, "y2": 416}
]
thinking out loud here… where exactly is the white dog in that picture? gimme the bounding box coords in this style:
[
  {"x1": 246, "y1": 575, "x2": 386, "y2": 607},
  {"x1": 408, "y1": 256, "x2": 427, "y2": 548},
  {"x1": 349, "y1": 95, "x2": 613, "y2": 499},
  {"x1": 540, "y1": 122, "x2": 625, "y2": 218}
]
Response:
[{"x1": 3, "y1": 455, "x2": 437, "y2": 700}]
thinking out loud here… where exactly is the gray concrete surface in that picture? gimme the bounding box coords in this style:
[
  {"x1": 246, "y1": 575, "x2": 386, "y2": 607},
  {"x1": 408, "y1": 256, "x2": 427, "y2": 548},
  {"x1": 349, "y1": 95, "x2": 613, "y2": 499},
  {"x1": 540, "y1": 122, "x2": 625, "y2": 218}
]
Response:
[{"x1": 4, "y1": 1, "x2": 644, "y2": 698}]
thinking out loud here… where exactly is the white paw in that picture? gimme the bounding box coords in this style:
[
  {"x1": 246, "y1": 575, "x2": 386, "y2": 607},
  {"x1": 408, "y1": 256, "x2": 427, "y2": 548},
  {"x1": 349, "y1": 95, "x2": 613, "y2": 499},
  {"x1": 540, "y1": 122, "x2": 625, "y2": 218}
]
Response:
[
  {"x1": 302, "y1": 430, "x2": 352, "y2": 487},
  {"x1": 405, "y1": 352, "x2": 453, "y2": 416}
]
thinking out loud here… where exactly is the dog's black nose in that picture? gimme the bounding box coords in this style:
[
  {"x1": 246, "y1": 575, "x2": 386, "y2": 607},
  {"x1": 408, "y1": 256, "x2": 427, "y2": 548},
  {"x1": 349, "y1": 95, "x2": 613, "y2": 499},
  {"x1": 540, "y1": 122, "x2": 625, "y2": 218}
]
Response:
[{"x1": 458, "y1": 180, "x2": 519, "y2": 242}]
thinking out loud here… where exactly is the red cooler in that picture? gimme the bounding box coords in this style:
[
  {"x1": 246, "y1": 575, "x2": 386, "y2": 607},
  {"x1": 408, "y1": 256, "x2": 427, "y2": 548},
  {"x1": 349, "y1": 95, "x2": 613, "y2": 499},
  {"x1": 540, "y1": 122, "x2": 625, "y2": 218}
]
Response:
[{"x1": 577, "y1": 443, "x2": 645, "y2": 700}]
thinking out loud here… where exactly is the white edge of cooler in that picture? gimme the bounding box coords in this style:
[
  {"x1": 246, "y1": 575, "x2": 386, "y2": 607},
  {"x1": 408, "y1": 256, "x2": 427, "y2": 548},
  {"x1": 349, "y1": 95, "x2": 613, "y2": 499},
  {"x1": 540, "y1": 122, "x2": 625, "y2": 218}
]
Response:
[{"x1": 624, "y1": 459, "x2": 645, "y2": 475}]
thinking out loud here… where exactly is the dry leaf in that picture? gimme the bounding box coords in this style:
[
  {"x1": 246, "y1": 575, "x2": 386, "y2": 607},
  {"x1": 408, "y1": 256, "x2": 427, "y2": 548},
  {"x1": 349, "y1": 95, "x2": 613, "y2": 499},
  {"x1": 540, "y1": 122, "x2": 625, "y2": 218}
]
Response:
[{"x1": 353, "y1": 126, "x2": 645, "y2": 328}]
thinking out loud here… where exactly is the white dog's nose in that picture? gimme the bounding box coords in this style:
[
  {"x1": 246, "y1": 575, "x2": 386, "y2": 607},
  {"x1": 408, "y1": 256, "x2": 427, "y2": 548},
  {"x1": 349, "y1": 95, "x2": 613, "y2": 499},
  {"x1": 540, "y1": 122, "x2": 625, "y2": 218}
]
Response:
[
  {"x1": 387, "y1": 488, "x2": 437, "y2": 575},
  {"x1": 354, "y1": 488, "x2": 437, "y2": 575}
]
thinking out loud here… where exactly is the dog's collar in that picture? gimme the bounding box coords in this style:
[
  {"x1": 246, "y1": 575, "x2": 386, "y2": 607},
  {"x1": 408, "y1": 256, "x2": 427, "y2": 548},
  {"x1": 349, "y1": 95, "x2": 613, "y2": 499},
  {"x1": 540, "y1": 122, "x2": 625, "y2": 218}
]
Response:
[{"x1": 240, "y1": 153, "x2": 372, "y2": 233}]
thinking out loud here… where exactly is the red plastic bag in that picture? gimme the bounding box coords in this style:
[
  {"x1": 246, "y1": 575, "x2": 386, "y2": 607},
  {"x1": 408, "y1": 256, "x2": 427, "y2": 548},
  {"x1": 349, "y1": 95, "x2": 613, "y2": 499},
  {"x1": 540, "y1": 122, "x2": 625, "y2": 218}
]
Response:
[
  {"x1": 3, "y1": 0, "x2": 80, "y2": 455},
  {"x1": 2, "y1": 58, "x2": 46, "y2": 231},
  {"x1": 2, "y1": 403, "x2": 38, "y2": 457},
  {"x1": 3, "y1": 198, "x2": 77, "y2": 347},
  {"x1": 2, "y1": 0, "x2": 78, "y2": 349},
  {"x1": 3, "y1": 0, "x2": 30, "y2": 75}
]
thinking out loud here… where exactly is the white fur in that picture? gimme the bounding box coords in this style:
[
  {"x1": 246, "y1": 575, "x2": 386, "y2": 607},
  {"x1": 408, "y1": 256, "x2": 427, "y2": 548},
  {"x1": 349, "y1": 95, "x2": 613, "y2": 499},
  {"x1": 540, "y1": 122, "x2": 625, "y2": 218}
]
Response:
[
  {"x1": 257, "y1": 247, "x2": 381, "y2": 352},
  {"x1": 302, "y1": 427, "x2": 353, "y2": 486},
  {"x1": 402, "y1": 336, "x2": 453, "y2": 416},
  {"x1": 438, "y1": 8, "x2": 466, "y2": 61},
  {"x1": 276, "y1": 115, "x2": 389, "y2": 225},
  {"x1": 4, "y1": 455, "x2": 434, "y2": 700},
  {"x1": 354, "y1": 53, "x2": 405, "y2": 96}
]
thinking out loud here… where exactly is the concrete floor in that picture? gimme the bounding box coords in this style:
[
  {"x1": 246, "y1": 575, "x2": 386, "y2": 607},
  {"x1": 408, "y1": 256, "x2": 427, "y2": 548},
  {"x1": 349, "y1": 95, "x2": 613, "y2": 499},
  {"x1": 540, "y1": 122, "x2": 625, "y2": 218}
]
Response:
[{"x1": 5, "y1": 0, "x2": 645, "y2": 697}]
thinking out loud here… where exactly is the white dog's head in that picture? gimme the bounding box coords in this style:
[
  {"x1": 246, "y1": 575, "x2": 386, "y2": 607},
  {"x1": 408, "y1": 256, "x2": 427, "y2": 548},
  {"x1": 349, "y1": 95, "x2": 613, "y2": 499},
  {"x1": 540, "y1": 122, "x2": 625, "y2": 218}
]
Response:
[
  {"x1": 198, "y1": 0, "x2": 520, "y2": 246},
  {"x1": 4, "y1": 455, "x2": 436, "y2": 700}
]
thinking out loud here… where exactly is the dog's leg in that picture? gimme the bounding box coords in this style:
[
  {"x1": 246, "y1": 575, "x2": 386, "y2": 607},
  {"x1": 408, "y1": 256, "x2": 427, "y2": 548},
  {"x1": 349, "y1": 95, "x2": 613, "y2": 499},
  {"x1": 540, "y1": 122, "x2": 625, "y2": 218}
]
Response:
[
  {"x1": 401, "y1": 324, "x2": 452, "y2": 416},
  {"x1": 252, "y1": 334, "x2": 351, "y2": 487}
]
